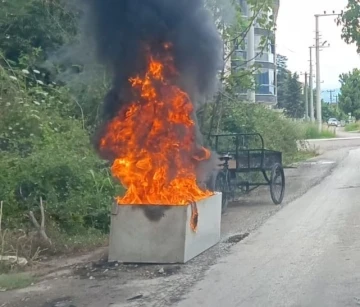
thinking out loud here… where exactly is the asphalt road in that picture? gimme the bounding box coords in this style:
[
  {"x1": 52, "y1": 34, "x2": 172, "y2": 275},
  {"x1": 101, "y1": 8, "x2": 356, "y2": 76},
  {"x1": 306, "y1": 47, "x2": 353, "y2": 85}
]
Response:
[
  {"x1": 176, "y1": 146, "x2": 360, "y2": 307},
  {"x1": 306, "y1": 128, "x2": 360, "y2": 154}
]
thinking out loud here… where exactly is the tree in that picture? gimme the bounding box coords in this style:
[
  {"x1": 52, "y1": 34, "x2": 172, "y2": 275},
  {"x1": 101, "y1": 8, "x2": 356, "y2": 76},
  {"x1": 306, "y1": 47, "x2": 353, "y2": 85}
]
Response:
[
  {"x1": 0, "y1": 0, "x2": 76, "y2": 63},
  {"x1": 275, "y1": 56, "x2": 304, "y2": 117},
  {"x1": 202, "y1": 0, "x2": 276, "y2": 136},
  {"x1": 338, "y1": 68, "x2": 360, "y2": 119},
  {"x1": 337, "y1": 0, "x2": 360, "y2": 53},
  {"x1": 321, "y1": 102, "x2": 345, "y2": 121},
  {"x1": 276, "y1": 54, "x2": 290, "y2": 109},
  {"x1": 283, "y1": 73, "x2": 304, "y2": 118}
]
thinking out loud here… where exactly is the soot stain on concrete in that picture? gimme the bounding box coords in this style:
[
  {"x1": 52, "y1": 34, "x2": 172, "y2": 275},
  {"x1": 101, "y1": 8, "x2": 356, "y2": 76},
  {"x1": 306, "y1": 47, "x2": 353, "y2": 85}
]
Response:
[{"x1": 138, "y1": 206, "x2": 171, "y2": 222}]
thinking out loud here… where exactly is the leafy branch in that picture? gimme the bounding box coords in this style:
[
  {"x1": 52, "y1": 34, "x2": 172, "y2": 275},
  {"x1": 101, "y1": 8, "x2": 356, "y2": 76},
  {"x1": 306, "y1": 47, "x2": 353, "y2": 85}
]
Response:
[{"x1": 337, "y1": 0, "x2": 360, "y2": 53}]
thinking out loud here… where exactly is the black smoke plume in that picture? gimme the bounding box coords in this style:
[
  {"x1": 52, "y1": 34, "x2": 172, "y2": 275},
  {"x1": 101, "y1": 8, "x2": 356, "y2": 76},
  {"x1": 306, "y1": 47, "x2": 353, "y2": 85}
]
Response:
[
  {"x1": 81, "y1": 0, "x2": 222, "y2": 184},
  {"x1": 82, "y1": 0, "x2": 222, "y2": 116}
]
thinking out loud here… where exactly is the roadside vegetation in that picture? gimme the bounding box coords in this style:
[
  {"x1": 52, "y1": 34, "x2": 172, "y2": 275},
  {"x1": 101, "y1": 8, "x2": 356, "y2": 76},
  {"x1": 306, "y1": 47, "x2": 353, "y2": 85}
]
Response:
[
  {"x1": 344, "y1": 122, "x2": 360, "y2": 132},
  {"x1": 0, "y1": 0, "x2": 316, "y2": 281},
  {"x1": 301, "y1": 123, "x2": 336, "y2": 139},
  {"x1": 0, "y1": 273, "x2": 35, "y2": 291},
  {"x1": 203, "y1": 102, "x2": 312, "y2": 165},
  {"x1": 0, "y1": 0, "x2": 121, "y2": 276}
]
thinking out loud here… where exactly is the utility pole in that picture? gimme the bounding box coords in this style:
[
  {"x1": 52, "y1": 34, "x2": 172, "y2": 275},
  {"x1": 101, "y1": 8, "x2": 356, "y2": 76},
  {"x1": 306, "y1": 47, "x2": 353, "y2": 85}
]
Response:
[
  {"x1": 314, "y1": 10, "x2": 341, "y2": 132},
  {"x1": 300, "y1": 71, "x2": 309, "y2": 120},
  {"x1": 326, "y1": 89, "x2": 336, "y2": 104},
  {"x1": 309, "y1": 47, "x2": 315, "y2": 122},
  {"x1": 304, "y1": 72, "x2": 308, "y2": 120},
  {"x1": 315, "y1": 15, "x2": 322, "y2": 131},
  {"x1": 335, "y1": 95, "x2": 339, "y2": 112}
]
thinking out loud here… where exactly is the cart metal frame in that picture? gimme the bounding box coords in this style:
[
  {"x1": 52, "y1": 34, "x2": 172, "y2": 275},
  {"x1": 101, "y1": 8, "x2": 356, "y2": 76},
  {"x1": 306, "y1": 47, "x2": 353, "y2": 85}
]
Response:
[{"x1": 207, "y1": 133, "x2": 285, "y2": 213}]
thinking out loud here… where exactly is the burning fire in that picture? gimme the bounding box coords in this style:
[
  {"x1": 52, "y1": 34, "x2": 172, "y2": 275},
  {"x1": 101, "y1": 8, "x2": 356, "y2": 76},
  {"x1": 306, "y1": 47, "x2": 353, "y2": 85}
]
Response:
[{"x1": 99, "y1": 44, "x2": 213, "y2": 206}]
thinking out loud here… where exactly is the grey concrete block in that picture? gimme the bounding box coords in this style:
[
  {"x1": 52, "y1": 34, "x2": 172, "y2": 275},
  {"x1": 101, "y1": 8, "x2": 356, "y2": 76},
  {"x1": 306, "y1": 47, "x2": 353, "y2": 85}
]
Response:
[{"x1": 108, "y1": 193, "x2": 222, "y2": 263}]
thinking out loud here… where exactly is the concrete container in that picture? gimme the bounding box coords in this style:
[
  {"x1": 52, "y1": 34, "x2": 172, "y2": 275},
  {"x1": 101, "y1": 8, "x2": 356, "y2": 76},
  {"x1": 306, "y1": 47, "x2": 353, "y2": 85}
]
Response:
[{"x1": 108, "y1": 193, "x2": 222, "y2": 263}]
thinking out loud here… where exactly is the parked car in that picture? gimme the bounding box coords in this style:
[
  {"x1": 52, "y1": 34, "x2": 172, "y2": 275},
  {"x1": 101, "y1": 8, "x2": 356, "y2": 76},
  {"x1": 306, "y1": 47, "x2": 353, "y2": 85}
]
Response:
[{"x1": 327, "y1": 118, "x2": 340, "y2": 127}]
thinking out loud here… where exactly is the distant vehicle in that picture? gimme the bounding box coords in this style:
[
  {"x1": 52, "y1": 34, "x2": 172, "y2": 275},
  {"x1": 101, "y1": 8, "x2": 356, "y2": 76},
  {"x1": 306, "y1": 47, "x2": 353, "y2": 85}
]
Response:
[{"x1": 327, "y1": 118, "x2": 340, "y2": 127}]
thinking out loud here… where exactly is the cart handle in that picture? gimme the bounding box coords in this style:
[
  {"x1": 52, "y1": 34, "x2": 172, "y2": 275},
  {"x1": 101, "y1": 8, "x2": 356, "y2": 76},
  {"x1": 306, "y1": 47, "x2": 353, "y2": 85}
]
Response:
[
  {"x1": 219, "y1": 153, "x2": 232, "y2": 161},
  {"x1": 209, "y1": 133, "x2": 265, "y2": 150}
]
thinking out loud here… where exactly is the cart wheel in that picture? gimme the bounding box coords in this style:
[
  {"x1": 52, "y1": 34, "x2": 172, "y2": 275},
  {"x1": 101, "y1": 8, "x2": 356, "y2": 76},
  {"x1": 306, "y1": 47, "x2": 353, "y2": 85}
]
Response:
[
  {"x1": 215, "y1": 171, "x2": 230, "y2": 213},
  {"x1": 270, "y1": 163, "x2": 285, "y2": 205}
]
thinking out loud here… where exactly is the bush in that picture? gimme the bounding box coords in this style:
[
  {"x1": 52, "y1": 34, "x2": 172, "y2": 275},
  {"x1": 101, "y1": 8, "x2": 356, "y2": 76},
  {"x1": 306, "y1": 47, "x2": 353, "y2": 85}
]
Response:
[
  {"x1": 220, "y1": 102, "x2": 305, "y2": 165},
  {"x1": 0, "y1": 126, "x2": 121, "y2": 234},
  {"x1": 0, "y1": 64, "x2": 122, "y2": 240},
  {"x1": 301, "y1": 123, "x2": 336, "y2": 139},
  {"x1": 344, "y1": 122, "x2": 360, "y2": 132},
  {"x1": 0, "y1": 126, "x2": 120, "y2": 234}
]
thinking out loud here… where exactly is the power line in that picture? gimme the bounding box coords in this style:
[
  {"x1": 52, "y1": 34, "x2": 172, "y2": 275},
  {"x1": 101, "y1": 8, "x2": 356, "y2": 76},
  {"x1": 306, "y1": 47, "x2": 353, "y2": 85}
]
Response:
[{"x1": 325, "y1": 89, "x2": 336, "y2": 104}]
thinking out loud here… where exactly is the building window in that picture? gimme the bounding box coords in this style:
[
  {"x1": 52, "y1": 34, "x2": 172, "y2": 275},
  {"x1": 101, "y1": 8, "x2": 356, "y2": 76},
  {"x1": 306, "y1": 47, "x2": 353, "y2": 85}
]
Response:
[
  {"x1": 255, "y1": 68, "x2": 275, "y2": 95},
  {"x1": 257, "y1": 85, "x2": 275, "y2": 95},
  {"x1": 254, "y1": 35, "x2": 275, "y2": 63}
]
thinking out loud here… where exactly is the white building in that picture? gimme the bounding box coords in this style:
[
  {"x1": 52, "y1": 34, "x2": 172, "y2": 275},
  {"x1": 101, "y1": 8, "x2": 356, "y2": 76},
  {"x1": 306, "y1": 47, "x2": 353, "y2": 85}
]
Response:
[{"x1": 232, "y1": 0, "x2": 280, "y2": 105}]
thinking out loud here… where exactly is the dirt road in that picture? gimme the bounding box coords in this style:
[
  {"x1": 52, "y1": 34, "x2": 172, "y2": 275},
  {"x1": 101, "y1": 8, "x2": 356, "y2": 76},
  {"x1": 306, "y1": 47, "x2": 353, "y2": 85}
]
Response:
[{"x1": 1, "y1": 137, "x2": 359, "y2": 307}]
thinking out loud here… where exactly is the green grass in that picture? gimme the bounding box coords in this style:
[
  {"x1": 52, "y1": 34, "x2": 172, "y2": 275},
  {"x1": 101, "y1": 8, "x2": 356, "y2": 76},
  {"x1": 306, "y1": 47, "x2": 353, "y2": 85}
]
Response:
[
  {"x1": 0, "y1": 226, "x2": 107, "y2": 276},
  {"x1": 302, "y1": 123, "x2": 336, "y2": 139},
  {"x1": 288, "y1": 150, "x2": 318, "y2": 165},
  {"x1": 48, "y1": 229, "x2": 108, "y2": 255},
  {"x1": 344, "y1": 122, "x2": 360, "y2": 132},
  {"x1": 0, "y1": 273, "x2": 35, "y2": 290}
]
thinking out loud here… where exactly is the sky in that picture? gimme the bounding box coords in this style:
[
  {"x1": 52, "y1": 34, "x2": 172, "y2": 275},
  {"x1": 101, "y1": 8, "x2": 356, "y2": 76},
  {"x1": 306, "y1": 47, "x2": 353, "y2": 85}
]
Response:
[{"x1": 276, "y1": 0, "x2": 359, "y2": 100}]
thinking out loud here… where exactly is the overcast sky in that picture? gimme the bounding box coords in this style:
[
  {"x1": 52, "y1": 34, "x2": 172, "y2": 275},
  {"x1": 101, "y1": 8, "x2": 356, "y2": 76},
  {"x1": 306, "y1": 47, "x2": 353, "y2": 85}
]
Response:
[{"x1": 276, "y1": 0, "x2": 359, "y2": 91}]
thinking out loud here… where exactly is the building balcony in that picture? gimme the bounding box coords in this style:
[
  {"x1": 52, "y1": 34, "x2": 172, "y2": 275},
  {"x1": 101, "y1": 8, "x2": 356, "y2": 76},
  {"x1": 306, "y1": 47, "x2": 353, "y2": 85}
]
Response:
[{"x1": 235, "y1": 93, "x2": 277, "y2": 105}]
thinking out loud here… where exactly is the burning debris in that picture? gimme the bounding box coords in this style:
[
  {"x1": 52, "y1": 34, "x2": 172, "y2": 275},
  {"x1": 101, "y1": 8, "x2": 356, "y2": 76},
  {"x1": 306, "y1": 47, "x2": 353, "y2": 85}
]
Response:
[
  {"x1": 99, "y1": 46, "x2": 213, "y2": 205},
  {"x1": 81, "y1": 0, "x2": 222, "y2": 207}
]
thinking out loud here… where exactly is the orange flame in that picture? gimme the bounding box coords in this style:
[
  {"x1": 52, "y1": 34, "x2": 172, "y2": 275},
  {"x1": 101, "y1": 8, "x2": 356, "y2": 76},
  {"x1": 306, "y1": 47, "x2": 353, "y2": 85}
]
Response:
[{"x1": 100, "y1": 45, "x2": 213, "y2": 205}]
